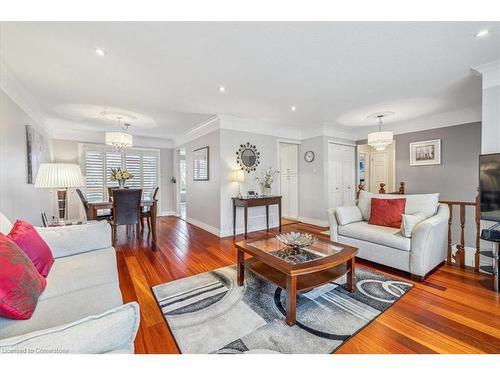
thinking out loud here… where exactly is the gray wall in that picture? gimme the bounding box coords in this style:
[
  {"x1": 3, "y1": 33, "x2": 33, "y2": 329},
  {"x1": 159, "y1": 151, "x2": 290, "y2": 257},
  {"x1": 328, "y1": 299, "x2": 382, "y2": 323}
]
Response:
[
  {"x1": 0, "y1": 88, "x2": 53, "y2": 225},
  {"x1": 395, "y1": 122, "x2": 481, "y2": 247},
  {"x1": 395, "y1": 122, "x2": 481, "y2": 201},
  {"x1": 298, "y1": 136, "x2": 326, "y2": 222},
  {"x1": 184, "y1": 129, "x2": 221, "y2": 231}
]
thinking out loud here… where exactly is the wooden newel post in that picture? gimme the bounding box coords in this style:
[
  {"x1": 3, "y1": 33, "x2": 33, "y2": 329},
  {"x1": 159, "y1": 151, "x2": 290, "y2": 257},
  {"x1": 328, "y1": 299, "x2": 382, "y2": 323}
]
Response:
[
  {"x1": 446, "y1": 203, "x2": 453, "y2": 265},
  {"x1": 356, "y1": 184, "x2": 364, "y2": 200},
  {"x1": 379, "y1": 183, "x2": 386, "y2": 194},
  {"x1": 399, "y1": 182, "x2": 405, "y2": 195}
]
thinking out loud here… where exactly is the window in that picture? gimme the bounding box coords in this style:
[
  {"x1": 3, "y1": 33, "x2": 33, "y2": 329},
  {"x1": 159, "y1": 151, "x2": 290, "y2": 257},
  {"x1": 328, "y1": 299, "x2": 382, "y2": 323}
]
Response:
[{"x1": 82, "y1": 145, "x2": 160, "y2": 202}]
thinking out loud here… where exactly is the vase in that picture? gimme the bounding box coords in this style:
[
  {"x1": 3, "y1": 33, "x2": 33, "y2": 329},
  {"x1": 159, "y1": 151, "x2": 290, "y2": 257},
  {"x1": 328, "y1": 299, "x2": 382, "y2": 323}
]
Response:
[
  {"x1": 262, "y1": 186, "x2": 271, "y2": 196},
  {"x1": 118, "y1": 179, "x2": 126, "y2": 188}
]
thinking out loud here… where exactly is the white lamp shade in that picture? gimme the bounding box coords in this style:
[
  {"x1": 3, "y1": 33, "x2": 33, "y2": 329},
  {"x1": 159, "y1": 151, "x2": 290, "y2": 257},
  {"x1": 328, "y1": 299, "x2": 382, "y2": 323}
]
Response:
[
  {"x1": 35, "y1": 163, "x2": 84, "y2": 188},
  {"x1": 233, "y1": 169, "x2": 245, "y2": 183},
  {"x1": 368, "y1": 131, "x2": 393, "y2": 151},
  {"x1": 105, "y1": 132, "x2": 133, "y2": 148}
]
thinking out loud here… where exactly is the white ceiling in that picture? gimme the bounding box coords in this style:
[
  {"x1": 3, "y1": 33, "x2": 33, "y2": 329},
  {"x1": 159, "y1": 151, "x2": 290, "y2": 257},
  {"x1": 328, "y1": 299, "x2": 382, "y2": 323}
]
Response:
[{"x1": 1, "y1": 21, "x2": 499, "y2": 142}]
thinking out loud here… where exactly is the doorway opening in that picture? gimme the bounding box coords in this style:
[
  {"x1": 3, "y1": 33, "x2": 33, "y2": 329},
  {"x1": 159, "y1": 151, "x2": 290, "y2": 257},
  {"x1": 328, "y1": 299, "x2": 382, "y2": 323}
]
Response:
[{"x1": 357, "y1": 142, "x2": 396, "y2": 193}]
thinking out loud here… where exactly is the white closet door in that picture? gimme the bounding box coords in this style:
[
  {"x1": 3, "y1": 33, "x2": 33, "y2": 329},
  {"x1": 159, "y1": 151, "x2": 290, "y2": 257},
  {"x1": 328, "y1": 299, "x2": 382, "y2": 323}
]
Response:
[
  {"x1": 342, "y1": 146, "x2": 356, "y2": 206},
  {"x1": 279, "y1": 143, "x2": 299, "y2": 220},
  {"x1": 328, "y1": 143, "x2": 355, "y2": 209}
]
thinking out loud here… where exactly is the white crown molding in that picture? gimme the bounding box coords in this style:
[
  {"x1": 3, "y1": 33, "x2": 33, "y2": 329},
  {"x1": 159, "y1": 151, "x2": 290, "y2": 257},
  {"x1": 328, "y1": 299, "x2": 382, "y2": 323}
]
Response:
[
  {"x1": 174, "y1": 115, "x2": 219, "y2": 147},
  {"x1": 0, "y1": 62, "x2": 51, "y2": 136},
  {"x1": 472, "y1": 59, "x2": 500, "y2": 89},
  {"x1": 351, "y1": 106, "x2": 482, "y2": 141},
  {"x1": 51, "y1": 126, "x2": 174, "y2": 149}
]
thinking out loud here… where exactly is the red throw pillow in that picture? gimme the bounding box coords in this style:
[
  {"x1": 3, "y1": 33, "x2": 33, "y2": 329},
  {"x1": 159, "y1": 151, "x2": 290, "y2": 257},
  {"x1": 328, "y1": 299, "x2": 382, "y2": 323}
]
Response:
[
  {"x1": 8, "y1": 220, "x2": 54, "y2": 277},
  {"x1": 0, "y1": 234, "x2": 47, "y2": 320},
  {"x1": 368, "y1": 198, "x2": 406, "y2": 228}
]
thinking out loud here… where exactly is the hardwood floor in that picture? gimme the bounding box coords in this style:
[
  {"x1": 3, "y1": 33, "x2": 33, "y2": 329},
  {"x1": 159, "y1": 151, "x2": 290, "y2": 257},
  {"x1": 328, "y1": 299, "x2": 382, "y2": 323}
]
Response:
[{"x1": 115, "y1": 216, "x2": 500, "y2": 354}]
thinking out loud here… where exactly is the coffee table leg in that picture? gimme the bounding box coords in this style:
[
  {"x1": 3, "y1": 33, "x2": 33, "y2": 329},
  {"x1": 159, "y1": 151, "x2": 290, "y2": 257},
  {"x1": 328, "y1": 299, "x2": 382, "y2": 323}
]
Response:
[
  {"x1": 346, "y1": 257, "x2": 356, "y2": 293},
  {"x1": 286, "y1": 275, "x2": 297, "y2": 326},
  {"x1": 237, "y1": 249, "x2": 245, "y2": 286}
]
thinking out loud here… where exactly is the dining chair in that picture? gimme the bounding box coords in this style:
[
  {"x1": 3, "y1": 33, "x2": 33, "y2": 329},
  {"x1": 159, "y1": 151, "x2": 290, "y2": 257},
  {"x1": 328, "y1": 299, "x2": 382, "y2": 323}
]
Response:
[
  {"x1": 141, "y1": 187, "x2": 159, "y2": 234},
  {"x1": 110, "y1": 188, "x2": 142, "y2": 245},
  {"x1": 76, "y1": 188, "x2": 112, "y2": 221}
]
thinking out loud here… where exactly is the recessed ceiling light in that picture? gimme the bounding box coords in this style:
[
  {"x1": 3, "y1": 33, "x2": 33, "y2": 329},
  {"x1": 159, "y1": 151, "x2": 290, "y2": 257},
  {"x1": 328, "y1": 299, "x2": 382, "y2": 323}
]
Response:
[
  {"x1": 219, "y1": 85, "x2": 226, "y2": 93},
  {"x1": 290, "y1": 105, "x2": 296, "y2": 112},
  {"x1": 95, "y1": 48, "x2": 107, "y2": 56},
  {"x1": 474, "y1": 29, "x2": 490, "y2": 38}
]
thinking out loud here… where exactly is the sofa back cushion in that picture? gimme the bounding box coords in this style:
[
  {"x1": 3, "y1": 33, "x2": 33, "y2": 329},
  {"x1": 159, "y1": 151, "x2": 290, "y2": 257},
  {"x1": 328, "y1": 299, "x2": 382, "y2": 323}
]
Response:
[
  {"x1": 368, "y1": 198, "x2": 406, "y2": 228},
  {"x1": 8, "y1": 220, "x2": 54, "y2": 277},
  {"x1": 335, "y1": 206, "x2": 363, "y2": 226},
  {"x1": 0, "y1": 212, "x2": 13, "y2": 234},
  {"x1": 0, "y1": 234, "x2": 47, "y2": 320},
  {"x1": 358, "y1": 190, "x2": 439, "y2": 220}
]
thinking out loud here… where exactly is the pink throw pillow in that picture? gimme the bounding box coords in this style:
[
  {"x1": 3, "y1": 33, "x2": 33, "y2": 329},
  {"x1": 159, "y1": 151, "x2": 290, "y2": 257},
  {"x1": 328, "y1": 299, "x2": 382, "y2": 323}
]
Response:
[
  {"x1": 0, "y1": 234, "x2": 47, "y2": 319},
  {"x1": 8, "y1": 220, "x2": 54, "y2": 277}
]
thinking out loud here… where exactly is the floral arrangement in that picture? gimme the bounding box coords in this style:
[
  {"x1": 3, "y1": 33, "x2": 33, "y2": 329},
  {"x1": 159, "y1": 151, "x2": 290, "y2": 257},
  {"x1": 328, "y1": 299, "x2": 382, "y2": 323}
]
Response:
[
  {"x1": 110, "y1": 168, "x2": 133, "y2": 187},
  {"x1": 255, "y1": 167, "x2": 279, "y2": 193}
]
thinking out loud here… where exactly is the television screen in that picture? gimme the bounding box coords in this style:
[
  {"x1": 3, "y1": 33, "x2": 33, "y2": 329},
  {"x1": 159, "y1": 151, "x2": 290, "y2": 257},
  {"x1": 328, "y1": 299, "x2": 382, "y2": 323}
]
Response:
[{"x1": 480, "y1": 153, "x2": 500, "y2": 222}]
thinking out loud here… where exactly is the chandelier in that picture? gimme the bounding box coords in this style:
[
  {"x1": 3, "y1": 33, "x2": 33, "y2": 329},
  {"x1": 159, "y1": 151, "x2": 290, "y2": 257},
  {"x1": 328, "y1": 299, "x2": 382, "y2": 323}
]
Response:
[
  {"x1": 105, "y1": 116, "x2": 133, "y2": 150},
  {"x1": 367, "y1": 112, "x2": 394, "y2": 151}
]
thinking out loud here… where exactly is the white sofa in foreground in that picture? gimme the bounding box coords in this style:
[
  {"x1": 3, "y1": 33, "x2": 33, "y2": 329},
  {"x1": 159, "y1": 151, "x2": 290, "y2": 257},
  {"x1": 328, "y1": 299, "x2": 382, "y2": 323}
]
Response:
[
  {"x1": 328, "y1": 191, "x2": 449, "y2": 280},
  {"x1": 0, "y1": 213, "x2": 140, "y2": 354}
]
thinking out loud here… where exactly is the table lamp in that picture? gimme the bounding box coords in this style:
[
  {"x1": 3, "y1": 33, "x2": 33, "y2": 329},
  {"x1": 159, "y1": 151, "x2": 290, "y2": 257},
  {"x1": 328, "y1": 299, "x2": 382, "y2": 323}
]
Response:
[
  {"x1": 233, "y1": 169, "x2": 245, "y2": 198},
  {"x1": 35, "y1": 163, "x2": 84, "y2": 220}
]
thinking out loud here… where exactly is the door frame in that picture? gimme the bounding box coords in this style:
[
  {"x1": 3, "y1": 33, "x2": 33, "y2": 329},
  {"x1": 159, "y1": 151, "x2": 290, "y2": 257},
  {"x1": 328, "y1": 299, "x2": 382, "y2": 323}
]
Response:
[
  {"x1": 277, "y1": 139, "x2": 301, "y2": 220},
  {"x1": 369, "y1": 150, "x2": 389, "y2": 193}
]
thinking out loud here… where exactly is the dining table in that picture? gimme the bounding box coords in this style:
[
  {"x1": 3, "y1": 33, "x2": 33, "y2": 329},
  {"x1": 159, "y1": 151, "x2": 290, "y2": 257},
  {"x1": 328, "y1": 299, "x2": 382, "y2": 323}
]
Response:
[{"x1": 86, "y1": 199, "x2": 158, "y2": 242}]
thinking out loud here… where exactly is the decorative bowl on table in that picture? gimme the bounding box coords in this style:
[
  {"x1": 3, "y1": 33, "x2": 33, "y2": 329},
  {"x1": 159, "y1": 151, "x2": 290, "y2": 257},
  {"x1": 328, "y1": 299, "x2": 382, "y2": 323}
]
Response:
[{"x1": 276, "y1": 232, "x2": 315, "y2": 250}]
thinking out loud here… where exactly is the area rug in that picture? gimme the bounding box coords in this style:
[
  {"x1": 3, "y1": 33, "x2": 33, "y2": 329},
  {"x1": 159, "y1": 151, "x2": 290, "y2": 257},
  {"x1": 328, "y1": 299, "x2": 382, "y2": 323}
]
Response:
[{"x1": 152, "y1": 265, "x2": 413, "y2": 354}]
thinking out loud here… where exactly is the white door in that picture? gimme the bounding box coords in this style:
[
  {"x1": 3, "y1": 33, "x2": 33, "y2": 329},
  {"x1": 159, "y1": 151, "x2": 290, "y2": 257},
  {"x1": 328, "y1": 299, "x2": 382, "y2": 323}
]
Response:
[
  {"x1": 328, "y1": 143, "x2": 356, "y2": 209},
  {"x1": 279, "y1": 143, "x2": 299, "y2": 219},
  {"x1": 370, "y1": 151, "x2": 389, "y2": 193}
]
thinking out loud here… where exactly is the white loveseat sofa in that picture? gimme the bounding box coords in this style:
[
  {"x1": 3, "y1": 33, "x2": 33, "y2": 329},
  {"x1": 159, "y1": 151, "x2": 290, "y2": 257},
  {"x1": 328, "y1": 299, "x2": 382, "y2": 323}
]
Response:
[
  {"x1": 328, "y1": 191, "x2": 450, "y2": 280},
  {"x1": 0, "y1": 212, "x2": 140, "y2": 354}
]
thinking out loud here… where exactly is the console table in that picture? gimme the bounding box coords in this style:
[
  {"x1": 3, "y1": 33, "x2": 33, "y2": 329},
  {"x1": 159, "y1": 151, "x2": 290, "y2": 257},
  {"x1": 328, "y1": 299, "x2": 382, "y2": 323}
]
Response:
[{"x1": 232, "y1": 196, "x2": 282, "y2": 239}]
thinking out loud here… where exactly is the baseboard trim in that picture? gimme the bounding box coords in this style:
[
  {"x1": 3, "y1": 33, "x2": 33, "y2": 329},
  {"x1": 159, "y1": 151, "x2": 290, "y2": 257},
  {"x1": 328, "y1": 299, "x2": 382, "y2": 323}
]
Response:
[
  {"x1": 186, "y1": 217, "x2": 221, "y2": 237},
  {"x1": 298, "y1": 216, "x2": 329, "y2": 228},
  {"x1": 220, "y1": 223, "x2": 279, "y2": 238},
  {"x1": 158, "y1": 211, "x2": 176, "y2": 217}
]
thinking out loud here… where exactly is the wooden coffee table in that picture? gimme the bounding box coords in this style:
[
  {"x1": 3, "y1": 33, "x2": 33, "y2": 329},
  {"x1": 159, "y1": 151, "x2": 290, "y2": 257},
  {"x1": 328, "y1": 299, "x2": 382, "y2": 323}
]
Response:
[{"x1": 235, "y1": 235, "x2": 358, "y2": 326}]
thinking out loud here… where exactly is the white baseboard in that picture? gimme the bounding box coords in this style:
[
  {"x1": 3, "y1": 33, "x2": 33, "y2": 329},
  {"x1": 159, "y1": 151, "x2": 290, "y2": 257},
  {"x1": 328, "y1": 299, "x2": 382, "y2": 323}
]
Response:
[
  {"x1": 158, "y1": 210, "x2": 177, "y2": 217},
  {"x1": 219, "y1": 223, "x2": 279, "y2": 238},
  {"x1": 298, "y1": 216, "x2": 329, "y2": 228},
  {"x1": 186, "y1": 217, "x2": 221, "y2": 237}
]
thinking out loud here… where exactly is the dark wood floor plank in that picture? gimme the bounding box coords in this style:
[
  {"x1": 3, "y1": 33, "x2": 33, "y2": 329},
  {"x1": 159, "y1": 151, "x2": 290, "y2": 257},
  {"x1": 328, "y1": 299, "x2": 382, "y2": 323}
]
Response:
[{"x1": 114, "y1": 216, "x2": 500, "y2": 354}]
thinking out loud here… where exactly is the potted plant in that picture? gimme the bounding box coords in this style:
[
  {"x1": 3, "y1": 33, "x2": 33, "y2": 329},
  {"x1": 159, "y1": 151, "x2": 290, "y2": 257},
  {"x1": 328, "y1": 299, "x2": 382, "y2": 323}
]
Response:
[
  {"x1": 110, "y1": 168, "x2": 133, "y2": 188},
  {"x1": 255, "y1": 167, "x2": 279, "y2": 196}
]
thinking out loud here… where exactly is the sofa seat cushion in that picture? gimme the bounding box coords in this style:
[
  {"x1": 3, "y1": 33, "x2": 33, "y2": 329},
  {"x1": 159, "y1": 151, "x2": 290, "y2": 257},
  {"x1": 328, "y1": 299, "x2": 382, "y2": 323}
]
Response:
[
  {"x1": 40, "y1": 247, "x2": 118, "y2": 301},
  {"x1": 338, "y1": 221, "x2": 411, "y2": 251},
  {"x1": 0, "y1": 282, "x2": 123, "y2": 339}
]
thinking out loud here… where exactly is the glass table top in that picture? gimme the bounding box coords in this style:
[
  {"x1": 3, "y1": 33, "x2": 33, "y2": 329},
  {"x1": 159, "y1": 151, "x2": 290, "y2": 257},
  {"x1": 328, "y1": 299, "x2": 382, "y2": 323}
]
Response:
[{"x1": 246, "y1": 236, "x2": 344, "y2": 265}]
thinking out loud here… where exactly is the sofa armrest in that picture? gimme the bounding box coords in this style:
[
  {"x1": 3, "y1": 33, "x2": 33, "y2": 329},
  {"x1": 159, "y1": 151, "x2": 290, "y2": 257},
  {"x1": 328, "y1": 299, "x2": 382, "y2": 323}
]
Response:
[
  {"x1": 327, "y1": 208, "x2": 339, "y2": 242},
  {"x1": 36, "y1": 221, "x2": 112, "y2": 259},
  {"x1": 0, "y1": 302, "x2": 140, "y2": 354},
  {"x1": 410, "y1": 203, "x2": 450, "y2": 277}
]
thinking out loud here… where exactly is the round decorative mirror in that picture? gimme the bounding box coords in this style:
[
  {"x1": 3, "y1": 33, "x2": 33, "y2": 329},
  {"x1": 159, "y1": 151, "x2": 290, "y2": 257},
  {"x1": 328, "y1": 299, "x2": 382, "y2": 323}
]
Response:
[{"x1": 236, "y1": 143, "x2": 260, "y2": 172}]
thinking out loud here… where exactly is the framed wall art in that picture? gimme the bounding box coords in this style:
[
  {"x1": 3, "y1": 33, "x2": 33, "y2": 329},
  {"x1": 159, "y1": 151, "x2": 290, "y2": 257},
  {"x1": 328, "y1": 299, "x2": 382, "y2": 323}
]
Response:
[
  {"x1": 193, "y1": 146, "x2": 209, "y2": 181},
  {"x1": 410, "y1": 139, "x2": 441, "y2": 166}
]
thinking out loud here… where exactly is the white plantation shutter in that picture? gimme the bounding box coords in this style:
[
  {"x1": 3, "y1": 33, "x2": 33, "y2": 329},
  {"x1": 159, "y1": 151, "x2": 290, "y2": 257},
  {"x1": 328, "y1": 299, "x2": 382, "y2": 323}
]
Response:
[
  {"x1": 124, "y1": 154, "x2": 141, "y2": 190},
  {"x1": 84, "y1": 150, "x2": 105, "y2": 203},
  {"x1": 142, "y1": 154, "x2": 158, "y2": 200},
  {"x1": 82, "y1": 145, "x2": 160, "y2": 203}
]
